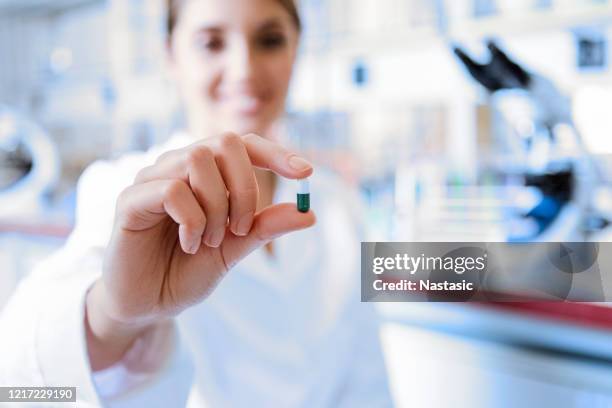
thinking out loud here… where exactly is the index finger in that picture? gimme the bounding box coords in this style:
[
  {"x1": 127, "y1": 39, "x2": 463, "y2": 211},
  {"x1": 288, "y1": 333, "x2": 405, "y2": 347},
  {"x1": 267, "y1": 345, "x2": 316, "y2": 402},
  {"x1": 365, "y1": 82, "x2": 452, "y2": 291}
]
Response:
[{"x1": 241, "y1": 133, "x2": 313, "y2": 179}]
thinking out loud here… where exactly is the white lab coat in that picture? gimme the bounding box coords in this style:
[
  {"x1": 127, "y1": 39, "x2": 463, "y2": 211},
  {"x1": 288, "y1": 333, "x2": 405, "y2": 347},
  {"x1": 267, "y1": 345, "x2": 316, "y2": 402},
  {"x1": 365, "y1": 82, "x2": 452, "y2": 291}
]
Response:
[{"x1": 0, "y1": 131, "x2": 393, "y2": 407}]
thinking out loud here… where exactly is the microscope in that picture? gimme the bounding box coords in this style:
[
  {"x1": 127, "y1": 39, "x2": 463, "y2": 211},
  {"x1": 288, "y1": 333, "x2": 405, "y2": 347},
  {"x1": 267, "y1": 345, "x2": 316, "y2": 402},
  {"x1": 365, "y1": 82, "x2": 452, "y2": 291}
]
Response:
[
  {"x1": 0, "y1": 106, "x2": 59, "y2": 218},
  {"x1": 453, "y1": 41, "x2": 608, "y2": 241}
]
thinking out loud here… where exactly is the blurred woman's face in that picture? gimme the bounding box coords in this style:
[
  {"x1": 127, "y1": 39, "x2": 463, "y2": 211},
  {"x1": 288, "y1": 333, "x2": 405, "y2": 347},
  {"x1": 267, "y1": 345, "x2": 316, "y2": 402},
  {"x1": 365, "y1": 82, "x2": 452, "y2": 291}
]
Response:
[{"x1": 168, "y1": 0, "x2": 300, "y2": 138}]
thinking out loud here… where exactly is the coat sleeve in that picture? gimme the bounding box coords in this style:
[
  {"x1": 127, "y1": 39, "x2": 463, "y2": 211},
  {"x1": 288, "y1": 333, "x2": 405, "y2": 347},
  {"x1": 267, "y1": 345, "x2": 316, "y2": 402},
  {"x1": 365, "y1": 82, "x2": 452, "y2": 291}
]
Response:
[{"x1": 0, "y1": 158, "x2": 195, "y2": 407}]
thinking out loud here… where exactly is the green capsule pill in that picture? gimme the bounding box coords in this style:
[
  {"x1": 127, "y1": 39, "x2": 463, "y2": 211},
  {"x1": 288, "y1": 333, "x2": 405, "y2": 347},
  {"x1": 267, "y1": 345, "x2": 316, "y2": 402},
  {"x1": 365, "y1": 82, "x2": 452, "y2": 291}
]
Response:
[{"x1": 297, "y1": 179, "x2": 310, "y2": 213}]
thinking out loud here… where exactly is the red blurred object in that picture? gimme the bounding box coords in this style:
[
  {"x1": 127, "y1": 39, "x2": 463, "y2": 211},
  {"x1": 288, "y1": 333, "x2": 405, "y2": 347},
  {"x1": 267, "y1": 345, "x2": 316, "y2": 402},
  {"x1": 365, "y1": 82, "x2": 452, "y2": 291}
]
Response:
[{"x1": 475, "y1": 302, "x2": 612, "y2": 331}]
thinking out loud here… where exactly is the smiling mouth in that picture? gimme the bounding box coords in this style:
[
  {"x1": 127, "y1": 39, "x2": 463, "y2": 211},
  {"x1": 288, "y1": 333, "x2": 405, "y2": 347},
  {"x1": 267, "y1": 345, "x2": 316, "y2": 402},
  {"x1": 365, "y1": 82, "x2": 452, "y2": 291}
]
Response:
[{"x1": 225, "y1": 95, "x2": 266, "y2": 116}]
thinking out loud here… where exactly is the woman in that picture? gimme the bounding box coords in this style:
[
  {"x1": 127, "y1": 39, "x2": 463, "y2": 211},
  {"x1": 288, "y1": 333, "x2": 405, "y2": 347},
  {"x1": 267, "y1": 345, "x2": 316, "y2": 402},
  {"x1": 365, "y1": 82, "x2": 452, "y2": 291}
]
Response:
[{"x1": 0, "y1": 0, "x2": 393, "y2": 406}]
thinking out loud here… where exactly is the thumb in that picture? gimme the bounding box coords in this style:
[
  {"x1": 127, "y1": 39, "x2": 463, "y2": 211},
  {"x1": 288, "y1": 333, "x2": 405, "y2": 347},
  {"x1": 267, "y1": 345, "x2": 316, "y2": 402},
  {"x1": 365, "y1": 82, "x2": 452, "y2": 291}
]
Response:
[{"x1": 219, "y1": 203, "x2": 316, "y2": 269}]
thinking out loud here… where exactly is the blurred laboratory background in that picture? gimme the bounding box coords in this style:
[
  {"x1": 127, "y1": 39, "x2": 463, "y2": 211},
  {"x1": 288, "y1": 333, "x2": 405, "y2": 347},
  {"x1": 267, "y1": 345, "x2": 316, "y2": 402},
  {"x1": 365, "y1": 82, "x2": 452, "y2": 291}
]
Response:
[{"x1": 3, "y1": 0, "x2": 612, "y2": 406}]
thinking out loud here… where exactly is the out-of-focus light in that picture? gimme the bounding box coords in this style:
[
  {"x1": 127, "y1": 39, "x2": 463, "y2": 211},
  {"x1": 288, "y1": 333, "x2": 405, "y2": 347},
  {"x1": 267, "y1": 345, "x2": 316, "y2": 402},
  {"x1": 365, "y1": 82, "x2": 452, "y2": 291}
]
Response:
[
  {"x1": 573, "y1": 86, "x2": 612, "y2": 154},
  {"x1": 517, "y1": 118, "x2": 535, "y2": 138},
  {"x1": 0, "y1": 113, "x2": 18, "y2": 148},
  {"x1": 0, "y1": 114, "x2": 16, "y2": 137},
  {"x1": 49, "y1": 47, "x2": 73, "y2": 74},
  {"x1": 553, "y1": 123, "x2": 579, "y2": 151},
  {"x1": 495, "y1": 90, "x2": 536, "y2": 138},
  {"x1": 511, "y1": 186, "x2": 543, "y2": 210},
  {"x1": 594, "y1": 187, "x2": 612, "y2": 214}
]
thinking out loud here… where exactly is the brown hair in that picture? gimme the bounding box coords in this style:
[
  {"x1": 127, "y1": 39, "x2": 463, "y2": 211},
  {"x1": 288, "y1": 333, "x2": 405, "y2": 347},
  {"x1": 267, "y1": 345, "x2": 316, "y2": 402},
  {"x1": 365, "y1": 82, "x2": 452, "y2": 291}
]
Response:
[{"x1": 166, "y1": 0, "x2": 301, "y2": 37}]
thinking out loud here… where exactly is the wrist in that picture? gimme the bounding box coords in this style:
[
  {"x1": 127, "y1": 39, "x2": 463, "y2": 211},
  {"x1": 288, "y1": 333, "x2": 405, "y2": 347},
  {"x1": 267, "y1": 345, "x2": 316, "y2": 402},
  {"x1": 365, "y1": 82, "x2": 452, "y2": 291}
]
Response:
[{"x1": 85, "y1": 279, "x2": 153, "y2": 371}]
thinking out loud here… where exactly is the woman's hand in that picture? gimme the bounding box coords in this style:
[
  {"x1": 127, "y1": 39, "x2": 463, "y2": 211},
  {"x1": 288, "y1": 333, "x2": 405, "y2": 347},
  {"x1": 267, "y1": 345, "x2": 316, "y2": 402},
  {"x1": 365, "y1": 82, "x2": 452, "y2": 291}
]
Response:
[{"x1": 86, "y1": 132, "x2": 314, "y2": 370}]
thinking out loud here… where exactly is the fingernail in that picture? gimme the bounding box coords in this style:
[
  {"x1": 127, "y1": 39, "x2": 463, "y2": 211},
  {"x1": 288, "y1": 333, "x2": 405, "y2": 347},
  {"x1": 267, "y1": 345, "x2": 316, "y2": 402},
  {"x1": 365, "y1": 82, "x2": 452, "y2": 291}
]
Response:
[
  {"x1": 189, "y1": 239, "x2": 201, "y2": 255},
  {"x1": 236, "y1": 213, "x2": 253, "y2": 236},
  {"x1": 288, "y1": 156, "x2": 312, "y2": 172},
  {"x1": 206, "y1": 229, "x2": 225, "y2": 248}
]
